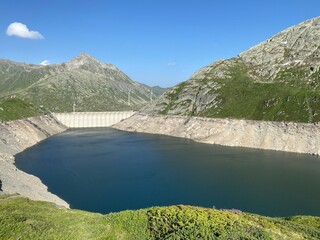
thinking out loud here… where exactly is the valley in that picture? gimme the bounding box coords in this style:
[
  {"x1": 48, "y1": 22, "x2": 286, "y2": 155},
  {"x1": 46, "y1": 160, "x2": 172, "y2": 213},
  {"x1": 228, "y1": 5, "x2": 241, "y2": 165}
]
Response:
[{"x1": 1, "y1": 15, "x2": 320, "y2": 239}]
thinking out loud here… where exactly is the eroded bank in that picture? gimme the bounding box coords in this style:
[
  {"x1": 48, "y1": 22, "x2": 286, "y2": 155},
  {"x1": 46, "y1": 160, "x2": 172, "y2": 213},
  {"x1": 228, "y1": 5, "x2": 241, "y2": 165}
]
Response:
[
  {"x1": 0, "y1": 115, "x2": 69, "y2": 208},
  {"x1": 113, "y1": 114, "x2": 320, "y2": 155}
]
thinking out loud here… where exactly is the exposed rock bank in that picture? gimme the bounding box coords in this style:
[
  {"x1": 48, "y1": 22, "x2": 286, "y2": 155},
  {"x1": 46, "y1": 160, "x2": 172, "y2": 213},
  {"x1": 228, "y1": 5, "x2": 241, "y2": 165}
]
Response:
[
  {"x1": 113, "y1": 114, "x2": 320, "y2": 155},
  {"x1": 0, "y1": 115, "x2": 69, "y2": 208}
]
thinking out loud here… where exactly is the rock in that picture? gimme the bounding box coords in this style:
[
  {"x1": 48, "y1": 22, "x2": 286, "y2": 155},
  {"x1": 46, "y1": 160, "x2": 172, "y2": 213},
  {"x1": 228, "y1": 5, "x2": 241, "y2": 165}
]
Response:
[
  {"x1": 0, "y1": 115, "x2": 69, "y2": 208},
  {"x1": 142, "y1": 17, "x2": 320, "y2": 122},
  {"x1": 239, "y1": 17, "x2": 320, "y2": 79},
  {"x1": 113, "y1": 113, "x2": 320, "y2": 155}
]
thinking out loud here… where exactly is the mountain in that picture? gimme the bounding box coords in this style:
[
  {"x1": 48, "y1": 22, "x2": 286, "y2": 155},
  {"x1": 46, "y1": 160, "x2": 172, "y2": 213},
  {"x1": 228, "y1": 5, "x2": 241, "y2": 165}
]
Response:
[
  {"x1": 144, "y1": 17, "x2": 320, "y2": 123},
  {"x1": 0, "y1": 98, "x2": 46, "y2": 122},
  {"x1": 0, "y1": 53, "x2": 166, "y2": 112}
]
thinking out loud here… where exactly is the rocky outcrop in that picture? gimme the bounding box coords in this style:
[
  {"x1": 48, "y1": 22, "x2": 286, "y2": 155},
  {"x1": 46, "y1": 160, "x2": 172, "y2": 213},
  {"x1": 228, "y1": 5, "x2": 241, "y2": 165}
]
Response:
[
  {"x1": 239, "y1": 17, "x2": 320, "y2": 79},
  {"x1": 0, "y1": 115, "x2": 69, "y2": 208},
  {"x1": 142, "y1": 17, "x2": 320, "y2": 122},
  {"x1": 113, "y1": 114, "x2": 320, "y2": 155}
]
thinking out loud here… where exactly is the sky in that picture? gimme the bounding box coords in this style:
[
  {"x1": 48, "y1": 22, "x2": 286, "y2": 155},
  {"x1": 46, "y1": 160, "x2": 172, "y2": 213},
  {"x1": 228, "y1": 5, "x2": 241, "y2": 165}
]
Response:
[{"x1": 1, "y1": 1, "x2": 320, "y2": 87}]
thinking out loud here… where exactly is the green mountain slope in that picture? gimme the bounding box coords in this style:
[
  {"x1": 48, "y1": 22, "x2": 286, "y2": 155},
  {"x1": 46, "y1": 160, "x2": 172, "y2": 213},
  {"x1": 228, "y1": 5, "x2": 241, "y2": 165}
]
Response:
[
  {"x1": 144, "y1": 17, "x2": 320, "y2": 123},
  {"x1": 0, "y1": 53, "x2": 166, "y2": 112},
  {"x1": 1, "y1": 195, "x2": 320, "y2": 239},
  {"x1": 0, "y1": 98, "x2": 45, "y2": 122}
]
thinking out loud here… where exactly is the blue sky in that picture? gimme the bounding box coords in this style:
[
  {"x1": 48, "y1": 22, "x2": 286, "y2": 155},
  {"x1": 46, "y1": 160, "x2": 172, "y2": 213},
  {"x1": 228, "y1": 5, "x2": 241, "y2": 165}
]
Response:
[{"x1": 1, "y1": 1, "x2": 319, "y2": 87}]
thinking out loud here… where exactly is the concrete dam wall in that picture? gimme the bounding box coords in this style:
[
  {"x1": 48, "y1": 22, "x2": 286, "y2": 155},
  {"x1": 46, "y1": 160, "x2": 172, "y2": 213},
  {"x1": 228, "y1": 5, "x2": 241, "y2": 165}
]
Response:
[{"x1": 53, "y1": 111, "x2": 136, "y2": 128}]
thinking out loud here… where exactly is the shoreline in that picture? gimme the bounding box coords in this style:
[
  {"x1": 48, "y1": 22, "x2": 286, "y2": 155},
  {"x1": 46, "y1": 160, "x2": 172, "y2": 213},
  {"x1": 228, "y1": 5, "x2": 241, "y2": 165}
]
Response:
[
  {"x1": 113, "y1": 113, "x2": 320, "y2": 156},
  {"x1": 1, "y1": 112, "x2": 320, "y2": 209},
  {"x1": 0, "y1": 115, "x2": 69, "y2": 208}
]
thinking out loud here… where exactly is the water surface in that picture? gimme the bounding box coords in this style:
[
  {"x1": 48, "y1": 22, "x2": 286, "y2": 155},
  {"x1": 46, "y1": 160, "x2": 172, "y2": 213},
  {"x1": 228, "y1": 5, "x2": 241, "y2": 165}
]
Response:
[{"x1": 15, "y1": 128, "x2": 320, "y2": 216}]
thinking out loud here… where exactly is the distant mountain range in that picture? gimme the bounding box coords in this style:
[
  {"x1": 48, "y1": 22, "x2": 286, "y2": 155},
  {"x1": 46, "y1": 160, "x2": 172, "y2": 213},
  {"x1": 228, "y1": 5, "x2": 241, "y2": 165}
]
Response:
[
  {"x1": 144, "y1": 17, "x2": 320, "y2": 123},
  {"x1": 0, "y1": 53, "x2": 166, "y2": 112}
]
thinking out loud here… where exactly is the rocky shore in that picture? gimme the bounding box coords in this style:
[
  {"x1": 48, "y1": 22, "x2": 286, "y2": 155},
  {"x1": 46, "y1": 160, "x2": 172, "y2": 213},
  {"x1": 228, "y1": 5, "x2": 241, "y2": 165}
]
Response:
[
  {"x1": 0, "y1": 115, "x2": 69, "y2": 208},
  {"x1": 113, "y1": 114, "x2": 320, "y2": 155},
  {"x1": 1, "y1": 112, "x2": 319, "y2": 209}
]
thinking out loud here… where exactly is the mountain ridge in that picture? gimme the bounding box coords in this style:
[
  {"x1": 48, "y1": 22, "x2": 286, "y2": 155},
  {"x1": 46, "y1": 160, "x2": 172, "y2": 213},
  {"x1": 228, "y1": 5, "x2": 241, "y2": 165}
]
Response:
[
  {"x1": 239, "y1": 16, "x2": 320, "y2": 80},
  {"x1": 143, "y1": 16, "x2": 320, "y2": 123},
  {"x1": 0, "y1": 53, "x2": 166, "y2": 112}
]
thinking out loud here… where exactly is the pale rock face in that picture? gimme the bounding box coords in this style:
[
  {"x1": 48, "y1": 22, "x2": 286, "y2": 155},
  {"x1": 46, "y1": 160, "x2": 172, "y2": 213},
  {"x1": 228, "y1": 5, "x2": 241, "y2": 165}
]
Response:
[
  {"x1": 67, "y1": 52, "x2": 118, "y2": 71},
  {"x1": 113, "y1": 114, "x2": 320, "y2": 155},
  {"x1": 239, "y1": 17, "x2": 320, "y2": 79},
  {"x1": 142, "y1": 59, "x2": 240, "y2": 115},
  {"x1": 0, "y1": 115, "x2": 69, "y2": 208}
]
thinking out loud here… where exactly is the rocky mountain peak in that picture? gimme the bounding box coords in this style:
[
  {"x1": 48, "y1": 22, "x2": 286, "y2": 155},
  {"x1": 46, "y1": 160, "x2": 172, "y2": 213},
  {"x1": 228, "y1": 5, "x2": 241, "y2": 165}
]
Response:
[
  {"x1": 239, "y1": 16, "x2": 320, "y2": 79},
  {"x1": 68, "y1": 52, "x2": 100, "y2": 67},
  {"x1": 66, "y1": 52, "x2": 118, "y2": 72}
]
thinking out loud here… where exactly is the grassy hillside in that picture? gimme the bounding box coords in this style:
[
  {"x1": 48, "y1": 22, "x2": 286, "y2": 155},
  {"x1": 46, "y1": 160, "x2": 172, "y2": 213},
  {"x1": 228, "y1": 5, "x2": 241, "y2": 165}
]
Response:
[
  {"x1": 0, "y1": 55, "x2": 166, "y2": 112},
  {"x1": 147, "y1": 59, "x2": 320, "y2": 123},
  {"x1": 0, "y1": 195, "x2": 320, "y2": 239},
  {"x1": 144, "y1": 17, "x2": 320, "y2": 123},
  {"x1": 200, "y1": 61, "x2": 320, "y2": 122},
  {"x1": 0, "y1": 98, "x2": 44, "y2": 122}
]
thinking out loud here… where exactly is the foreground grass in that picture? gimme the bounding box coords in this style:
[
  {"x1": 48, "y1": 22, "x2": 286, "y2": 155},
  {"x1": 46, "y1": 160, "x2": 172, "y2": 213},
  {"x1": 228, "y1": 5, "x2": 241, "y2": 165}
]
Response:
[{"x1": 0, "y1": 195, "x2": 320, "y2": 239}]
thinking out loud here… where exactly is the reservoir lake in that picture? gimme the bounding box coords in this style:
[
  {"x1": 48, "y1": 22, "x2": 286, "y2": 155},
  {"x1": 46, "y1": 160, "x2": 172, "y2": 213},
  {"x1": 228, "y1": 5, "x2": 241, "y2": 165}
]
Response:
[{"x1": 15, "y1": 128, "x2": 320, "y2": 217}]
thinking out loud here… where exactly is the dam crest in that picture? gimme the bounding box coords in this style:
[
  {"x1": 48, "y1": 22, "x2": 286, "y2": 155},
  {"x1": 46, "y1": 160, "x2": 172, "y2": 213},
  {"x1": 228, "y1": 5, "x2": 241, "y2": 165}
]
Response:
[{"x1": 53, "y1": 111, "x2": 135, "y2": 128}]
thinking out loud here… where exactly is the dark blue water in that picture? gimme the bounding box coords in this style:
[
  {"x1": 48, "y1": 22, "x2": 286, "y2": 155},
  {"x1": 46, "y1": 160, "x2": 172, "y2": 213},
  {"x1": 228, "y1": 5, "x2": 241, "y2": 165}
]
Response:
[{"x1": 15, "y1": 128, "x2": 320, "y2": 217}]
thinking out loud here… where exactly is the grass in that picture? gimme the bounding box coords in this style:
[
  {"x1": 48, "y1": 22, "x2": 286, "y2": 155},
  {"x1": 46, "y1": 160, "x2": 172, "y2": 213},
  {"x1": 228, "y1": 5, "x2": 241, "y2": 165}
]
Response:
[
  {"x1": 204, "y1": 79, "x2": 320, "y2": 122},
  {"x1": 0, "y1": 195, "x2": 320, "y2": 239},
  {"x1": 193, "y1": 60, "x2": 320, "y2": 123},
  {"x1": 0, "y1": 98, "x2": 45, "y2": 122},
  {"x1": 153, "y1": 58, "x2": 320, "y2": 123},
  {"x1": 0, "y1": 60, "x2": 166, "y2": 113},
  {"x1": 160, "y1": 82, "x2": 188, "y2": 115}
]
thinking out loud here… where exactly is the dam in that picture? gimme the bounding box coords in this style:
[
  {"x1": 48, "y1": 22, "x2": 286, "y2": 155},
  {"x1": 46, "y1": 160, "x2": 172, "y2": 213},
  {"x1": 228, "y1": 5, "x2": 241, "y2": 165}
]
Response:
[{"x1": 52, "y1": 111, "x2": 135, "y2": 128}]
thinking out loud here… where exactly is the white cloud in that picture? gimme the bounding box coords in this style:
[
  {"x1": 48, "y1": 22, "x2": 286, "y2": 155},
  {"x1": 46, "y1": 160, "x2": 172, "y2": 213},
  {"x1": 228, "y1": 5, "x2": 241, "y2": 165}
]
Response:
[
  {"x1": 167, "y1": 61, "x2": 176, "y2": 66},
  {"x1": 40, "y1": 60, "x2": 50, "y2": 65},
  {"x1": 6, "y1": 22, "x2": 44, "y2": 39}
]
